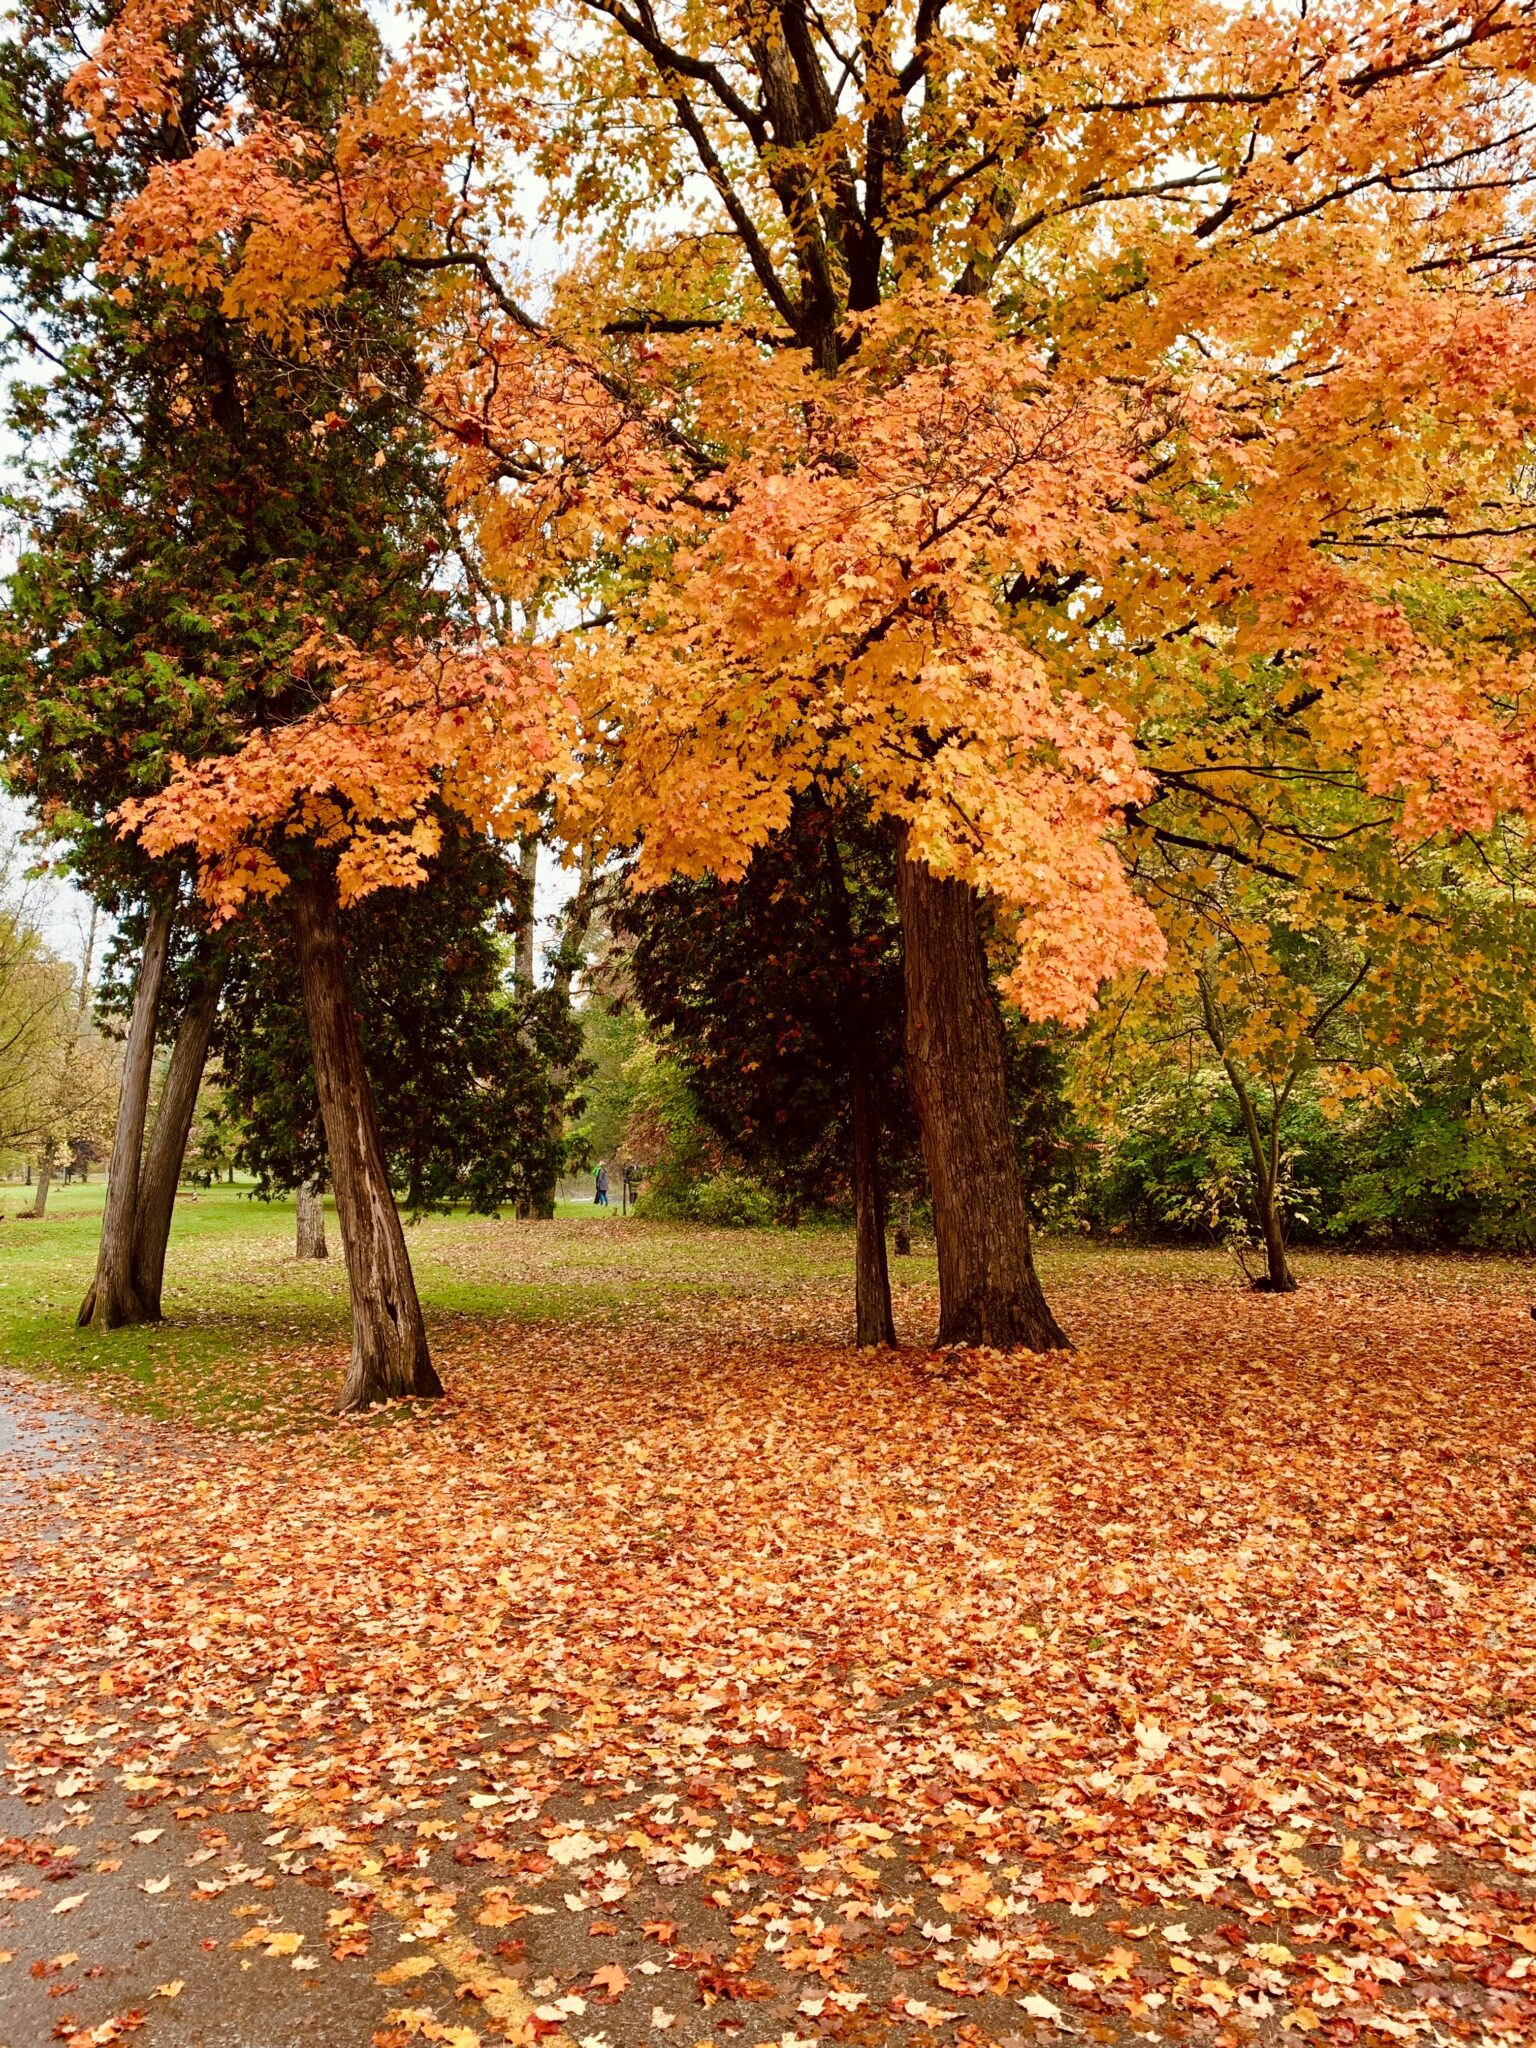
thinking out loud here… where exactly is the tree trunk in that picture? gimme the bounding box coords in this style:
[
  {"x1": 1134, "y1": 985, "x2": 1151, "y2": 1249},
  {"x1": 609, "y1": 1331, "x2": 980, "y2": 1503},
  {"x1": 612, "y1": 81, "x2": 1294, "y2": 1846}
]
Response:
[
  {"x1": 296, "y1": 1180, "x2": 328, "y2": 1260},
  {"x1": 1197, "y1": 975, "x2": 1299, "y2": 1296},
  {"x1": 850, "y1": 1056, "x2": 897, "y2": 1346},
  {"x1": 1253, "y1": 1173, "x2": 1297, "y2": 1293},
  {"x1": 515, "y1": 835, "x2": 538, "y2": 991},
  {"x1": 892, "y1": 838, "x2": 1067, "y2": 1350},
  {"x1": 79, "y1": 903, "x2": 174, "y2": 1330},
  {"x1": 291, "y1": 868, "x2": 440, "y2": 1409},
  {"x1": 30, "y1": 1147, "x2": 53, "y2": 1219},
  {"x1": 131, "y1": 952, "x2": 224, "y2": 1319},
  {"x1": 821, "y1": 819, "x2": 896, "y2": 1347}
]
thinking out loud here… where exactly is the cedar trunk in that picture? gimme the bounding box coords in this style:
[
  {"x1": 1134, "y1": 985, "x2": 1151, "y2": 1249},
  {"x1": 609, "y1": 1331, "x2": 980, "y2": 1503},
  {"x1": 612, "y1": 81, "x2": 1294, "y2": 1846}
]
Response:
[
  {"x1": 79, "y1": 903, "x2": 174, "y2": 1330},
  {"x1": 132, "y1": 954, "x2": 224, "y2": 1319},
  {"x1": 296, "y1": 1181, "x2": 328, "y2": 1259},
  {"x1": 291, "y1": 869, "x2": 440, "y2": 1409},
  {"x1": 893, "y1": 840, "x2": 1067, "y2": 1351}
]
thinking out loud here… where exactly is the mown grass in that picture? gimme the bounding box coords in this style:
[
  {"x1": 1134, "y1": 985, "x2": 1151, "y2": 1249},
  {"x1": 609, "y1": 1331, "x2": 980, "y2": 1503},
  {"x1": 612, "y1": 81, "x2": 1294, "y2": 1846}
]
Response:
[
  {"x1": 4, "y1": 1175, "x2": 1526, "y2": 1429},
  {"x1": 0, "y1": 1179, "x2": 932, "y2": 1425}
]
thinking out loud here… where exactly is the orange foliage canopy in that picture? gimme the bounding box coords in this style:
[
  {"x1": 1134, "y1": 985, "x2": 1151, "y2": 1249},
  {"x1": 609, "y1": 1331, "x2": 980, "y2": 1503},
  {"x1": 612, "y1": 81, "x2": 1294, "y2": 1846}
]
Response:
[
  {"x1": 81, "y1": 0, "x2": 1536, "y2": 1018},
  {"x1": 117, "y1": 638, "x2": 571, "y2": 918}
]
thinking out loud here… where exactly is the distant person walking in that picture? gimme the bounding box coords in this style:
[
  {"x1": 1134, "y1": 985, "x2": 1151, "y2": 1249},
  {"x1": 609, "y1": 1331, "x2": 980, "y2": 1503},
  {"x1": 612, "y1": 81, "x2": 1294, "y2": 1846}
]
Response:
[{"x1": 594, "y1": 1162, "x2": 609, "y2": 1207}]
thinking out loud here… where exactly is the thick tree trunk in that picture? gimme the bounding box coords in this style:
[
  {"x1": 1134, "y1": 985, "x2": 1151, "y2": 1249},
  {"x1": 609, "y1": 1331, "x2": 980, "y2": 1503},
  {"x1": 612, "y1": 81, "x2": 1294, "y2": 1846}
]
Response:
[
  {"x1": 291, "y1": 869, "x2": 440, "y2": 1410},
  {"x1": 131, "y1": 953, "x2": 224, "y2": 1319},
  {"x1": 296, "y1": 1180, "x2": 328, "y2": 1260},
  {"x1": 850, "y1": 1057, "x2": 897, "y2": 1347},
  {"x1": 79, "y1": 903, "x2": 174, "y2": 1330},
  {"x1": 892, "y1": 839, "x2": 1067, "y2": 1350},
  {"x1": 30, "y1": 1147, "x2": 53, "y2": 1220}
]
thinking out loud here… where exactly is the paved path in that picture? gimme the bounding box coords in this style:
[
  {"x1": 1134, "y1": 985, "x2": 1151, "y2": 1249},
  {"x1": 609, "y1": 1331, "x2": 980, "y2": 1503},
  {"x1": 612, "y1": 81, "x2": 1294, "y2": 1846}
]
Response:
[{"x1": 0, "y1": 1372, "x2": 411, "y2": 2048}]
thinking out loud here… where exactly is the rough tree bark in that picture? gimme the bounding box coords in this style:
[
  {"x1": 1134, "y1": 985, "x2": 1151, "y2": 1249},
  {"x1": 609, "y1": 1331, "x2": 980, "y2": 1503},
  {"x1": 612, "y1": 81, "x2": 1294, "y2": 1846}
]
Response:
[
  {"x1": 295, "y1": 1181, "x2": 328, "y2": 1259},
  {"x1": 893, "y1": 835, "x2": 1068, "y2": 1350},
  {"x1": 131, "y1": 949, "x2": 225, "y2": 1319},
  {"x1": 30, "y1": 1146, "x2": 54, "y2": 1220},
  {"x1": 79, "y1": 902, "x2": 174, "y2": 1330},
  {"x1": 291, "y1": 867, "x2": 441, "y2": 1409}
]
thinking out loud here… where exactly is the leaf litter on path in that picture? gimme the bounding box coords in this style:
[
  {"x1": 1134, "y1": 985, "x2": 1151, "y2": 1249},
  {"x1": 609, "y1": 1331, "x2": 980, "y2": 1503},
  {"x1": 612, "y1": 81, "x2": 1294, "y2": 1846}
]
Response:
[{"x1": 3, "y1": 1253, "x2": 1535, "y2": 2046}]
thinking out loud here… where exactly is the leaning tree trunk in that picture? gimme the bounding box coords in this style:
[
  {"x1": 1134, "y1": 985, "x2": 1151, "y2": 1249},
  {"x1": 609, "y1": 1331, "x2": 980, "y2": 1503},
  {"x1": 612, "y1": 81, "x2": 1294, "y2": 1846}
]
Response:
[
  {"x1": 892, "y1": 837, "x2": 1067, "y2": 1351},
  {"x1": 291, "y1": 868, "x2": 440, "y2": 1410},
  {"x1": 295, "y1": 1180, "x2": 328, "y2": 1260},
  {"x1": 79, "y1": 903, "x2": 174, "y2": 1331},
  {"x1": 1240, "y1": 1121, "x2": 1298, "y2": 1294},
  {"x1": 131, "y1": 951, "x2": 224, "y2": 1319},
  {"x1": 1208, "y1": 1018, "x2": 1299, "y2": 1296},
  {"x1": 30, "y1": 1146, "x2": 54, "y2": 1220}
]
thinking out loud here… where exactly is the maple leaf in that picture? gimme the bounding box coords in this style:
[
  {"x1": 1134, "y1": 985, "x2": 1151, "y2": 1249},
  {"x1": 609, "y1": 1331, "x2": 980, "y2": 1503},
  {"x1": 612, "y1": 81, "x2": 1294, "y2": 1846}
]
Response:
[{"x1": 377, "y1": 1956, "x2": 438, "y2": 1985}]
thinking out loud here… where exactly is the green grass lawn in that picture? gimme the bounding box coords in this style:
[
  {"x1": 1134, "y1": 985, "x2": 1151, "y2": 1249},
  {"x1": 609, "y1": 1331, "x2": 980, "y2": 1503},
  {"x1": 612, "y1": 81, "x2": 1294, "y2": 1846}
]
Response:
[
  {"x1": 0, "y1": 1178, "x2": 934, "y2": 1425},
  {"x1": 5, "y1": 1176, "x2": 1526, "y2": 1429}
]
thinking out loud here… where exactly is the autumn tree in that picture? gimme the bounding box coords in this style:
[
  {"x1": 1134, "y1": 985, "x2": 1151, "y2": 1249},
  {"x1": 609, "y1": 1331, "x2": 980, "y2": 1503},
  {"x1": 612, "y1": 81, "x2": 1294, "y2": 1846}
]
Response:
[
  {"x1": 1, "y1": 0, "x2": 463, "y2": 1398},
  {"x1": 0, "y1": 849, "x2": 78, "y2": 1165},
  {"x1": 1091, "y1": 857, "x2": 1379, "y2": 1292},
  {"x1": 621, "y1": 794, "x2": 914, "y2": 1344},
  {"x1": 77, "y1": 0, "x2": 1536, "y2": 1352},
  {"x1": 218, "y1": 823, "x2": 584, "y2": 1219},
  {"x1": 25, "y1": 907, "x2": 119, "y2": 1220}
]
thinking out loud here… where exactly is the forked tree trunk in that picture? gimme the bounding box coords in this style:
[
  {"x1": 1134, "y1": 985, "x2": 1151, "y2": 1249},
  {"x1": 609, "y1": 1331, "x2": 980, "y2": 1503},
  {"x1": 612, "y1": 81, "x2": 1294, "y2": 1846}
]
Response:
[
  {"x1": 296, "y1": 1181, "x2": 328, "y2": 1260},
  {"x1": 291, "y1": 868, "x2": 441, "y2": 1410},
  {"x1": 30, "y1": 1147, "x2": 53, "y2": 1219},
  {"x1": 1196, "y1": 975, "x2": 1299, "y2": 1295},
  {"x1": 79, "y1": 903, "x2": 174, "y2": 1331},
  {"x1": 131, "y1": 951, "x2": 225, "y2": 1320},
  {"x1": 892, "y1": 837, "x2": 1067, "y2": 1351}
]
